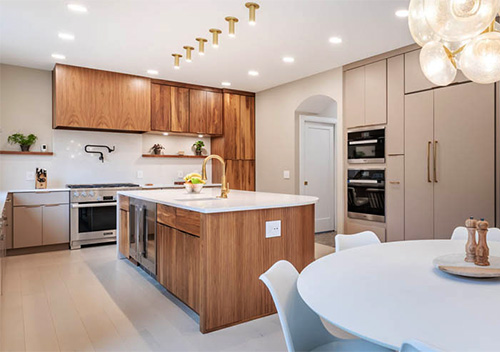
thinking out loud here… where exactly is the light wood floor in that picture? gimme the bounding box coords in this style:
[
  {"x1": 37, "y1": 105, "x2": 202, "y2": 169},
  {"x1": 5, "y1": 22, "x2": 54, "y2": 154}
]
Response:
[{"x1": 0, "y1": 242, "x2": 337, "y2": 352}]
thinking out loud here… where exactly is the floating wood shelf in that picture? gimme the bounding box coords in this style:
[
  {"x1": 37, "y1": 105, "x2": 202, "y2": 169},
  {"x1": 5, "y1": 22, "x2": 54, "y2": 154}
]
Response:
[
  {"x1": 0, "y1": 151, "x2": 54, "y2": 156},
  {"x1": 142, "y1": 154, "x2": 206, "y2": 158}
]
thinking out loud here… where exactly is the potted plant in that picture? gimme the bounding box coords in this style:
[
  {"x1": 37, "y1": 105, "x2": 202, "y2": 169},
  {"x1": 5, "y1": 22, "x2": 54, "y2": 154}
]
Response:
[
  {"x1": 193, "y1": 140, "x2": 205, "y2": 156},
  {"x1": 150, "y1": 144, "x2": 164, "y2": 155},
  {"x1": 7, "y1": 133, "x2": 38, "y2": 152}
]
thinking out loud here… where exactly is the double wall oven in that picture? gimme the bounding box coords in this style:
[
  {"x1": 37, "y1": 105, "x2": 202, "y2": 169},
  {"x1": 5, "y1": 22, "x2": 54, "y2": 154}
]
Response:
[
  {"x1": 68, "y1": 183, "x2": 140, "y2": 249},
  {"x1": 347, "y1": 169, "x2": 385, "y2": 223}
]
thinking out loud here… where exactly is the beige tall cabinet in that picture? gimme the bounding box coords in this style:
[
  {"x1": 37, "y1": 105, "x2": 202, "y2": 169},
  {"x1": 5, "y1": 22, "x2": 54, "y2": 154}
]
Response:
[{"x1": 404, "y1": 83, "x2": 495, "y2": 240}]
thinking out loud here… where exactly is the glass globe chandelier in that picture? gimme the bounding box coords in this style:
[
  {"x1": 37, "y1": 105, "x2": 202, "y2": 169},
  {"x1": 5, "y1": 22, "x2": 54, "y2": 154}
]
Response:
[{"x1": 409, "y1": 0, "x2": 500, "y2": 85}]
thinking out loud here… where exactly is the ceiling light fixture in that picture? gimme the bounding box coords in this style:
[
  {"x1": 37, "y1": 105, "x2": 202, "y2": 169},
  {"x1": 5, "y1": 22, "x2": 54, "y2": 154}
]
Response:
[
  {"x1": 51, "y1": 53, "x2": 66, "y2": 60},
  {"x1": 329, "y1": 36, "x2": 342, "y2": 44},
  {"x1": 225, "y1": 16, "x2": 239, "y2": 37},
  {"x1": 58, "y1": 32, "x2": 75, "y2": 40},
  {"x1": 147, "y1": 69, "x2": 159, "y2": 75},
  {"x1": 395, "y1": 9, "x2": 409, "y2": 18},
  {"x1": 183, "y1": 46, "x2": 194, "y2": 62},
  {"x1": 408, "y1": 0, "x2": 500, "y2": 85},
  {"x1": 282, "y1": 56, "x2": 295, "y2": 63},
  {"x1": 209, "y1": 29, "x2": 222, "y2": 48},
  {"x1": 67, "y1": 3, "x2": 87, "y2": 13},
  {"x1": 221, "y1": 81, "x2": 231, "y2": 86},
  {"x1": 245, "y1": 2, "x2": 260, "y2": 26},
  {"x1": 196, "y1": 38, "x2": 208, "y2": 55},
  {"x1": 248, "y1": 70, "x2": 259, "y2": 76},
  {"x1": 172, "y1": 54, "x2": 182, "y2": 69}
]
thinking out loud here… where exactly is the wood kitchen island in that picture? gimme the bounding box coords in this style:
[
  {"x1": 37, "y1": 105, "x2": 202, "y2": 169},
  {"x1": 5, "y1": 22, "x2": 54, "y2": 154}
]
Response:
[{"x1": 117, "y1": 188, "x2": 317, "y2": 333}]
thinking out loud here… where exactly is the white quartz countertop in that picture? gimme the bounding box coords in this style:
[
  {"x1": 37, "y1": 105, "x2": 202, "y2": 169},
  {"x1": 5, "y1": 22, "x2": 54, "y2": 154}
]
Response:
[
  {"x1": 7, "y1": 184, "x2": 221, "y2": 193},
  {"x1": 118, "y1": 188, "x2": 318, "y2": 213}
]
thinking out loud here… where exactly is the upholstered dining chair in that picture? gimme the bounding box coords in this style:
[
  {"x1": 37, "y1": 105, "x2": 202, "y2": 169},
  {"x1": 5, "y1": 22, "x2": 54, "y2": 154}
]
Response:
[
  {"x1": 259, "y1": 260, "x2": 391, "y2": 352},
  {"x1": 334, "y1": 231, "x2": 381, "y2": 252},
  {"x1": 400, "y1": 339, "x2": 444, "y2": 352},
  {"x1": 451, "y1": 226, "x2": 500, "y2": 242}
]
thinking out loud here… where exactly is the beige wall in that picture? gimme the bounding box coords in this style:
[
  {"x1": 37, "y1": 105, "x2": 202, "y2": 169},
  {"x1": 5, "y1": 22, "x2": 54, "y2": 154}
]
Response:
[{"x1": 255, "y1": 67, "x2": 344, "y2": 230}]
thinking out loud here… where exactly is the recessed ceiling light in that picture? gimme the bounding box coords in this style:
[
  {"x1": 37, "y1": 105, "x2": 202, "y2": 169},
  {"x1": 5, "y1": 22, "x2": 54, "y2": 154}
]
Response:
[
  {"x1": 163, "y1": 132, "x2": 169, "y2": 136},
  {"x1": 58, "y1": 32, "x2": 75, "y2": 40},
  {"x1": 51, "y1": 53, "x2": 66, "y2": 60},
  {"x1": 329, "y1": 36, "x2": 342, "y2": 44},
  {"x1": 147, "y1": 69, "x2": 159, "y2": 75},
  {"x1": 395, "y1": 9, "x2": 409, "y2": 18},
  {"x1": 221, "y1": 82, "x2": 231, "y2": 87},
  {"x1": 248, "y1": 70, "x2": 259, "y2": 76},
  {"x1": 67, "y1": 3, "x2": 88, "y2": 13},
  {"x1": 283, "y1": 56, "x2": 295, "y2": 63}
]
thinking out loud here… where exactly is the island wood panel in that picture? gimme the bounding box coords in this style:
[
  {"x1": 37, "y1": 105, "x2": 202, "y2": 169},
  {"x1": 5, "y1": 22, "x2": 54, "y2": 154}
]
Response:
[
  {"x1": 157, "y1": 224, "x2": 200, "y2": 312},
  {"x1": 157, "y1": 204, "x2": 201, "y2": 236},
  {"x1": 157, "y1": 204, "x2": 176, "y2": 227},
  {"x1": 119, "y1": 195, "x2": 129, "y2": 211},
  {"x1": 199, "y1": 204, "x2": 315, "y2": 333},
  {"x1": 151, "y1": 84, "x2": 171, "y2": 131},
  {"x1": 53, "y1": 64, "x2": 151, "y2": 132},
  {"x1": 189, "y1": 89, "x2": 207, "y2": 134},
  {"x1": 206, "y1": 91, "x2": 223, "y2": 135},
  {"x1": 171, "y1": 87, "x2": 190, "y2": 132},
  {"x1": 119, "y1": 209, "x2": 129, "y2": 258}
]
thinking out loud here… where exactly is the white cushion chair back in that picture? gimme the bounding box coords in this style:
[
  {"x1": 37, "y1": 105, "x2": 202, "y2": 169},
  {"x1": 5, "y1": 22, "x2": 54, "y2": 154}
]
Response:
[
  {"x1": 259, "y1": 260, "x2": 334, "y2": 352},
  {"x1": 400, "y1": 339, "x2": 444, "y2": 352},
  {"x1": 451, "y1": 226, "x2": 500, "y2": 242},
  {"x1": 335, "y1": 231, "x2": 381, "y2": 252}
]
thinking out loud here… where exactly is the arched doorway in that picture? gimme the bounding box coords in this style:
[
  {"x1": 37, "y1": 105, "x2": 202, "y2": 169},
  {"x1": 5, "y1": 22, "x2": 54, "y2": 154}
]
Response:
[{"x1": 295, "y1": 95, "x2": 338, "y2": 233}]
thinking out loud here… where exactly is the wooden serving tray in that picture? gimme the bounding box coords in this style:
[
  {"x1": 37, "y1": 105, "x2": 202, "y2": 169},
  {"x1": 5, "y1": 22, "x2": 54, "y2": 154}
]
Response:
[{"x1": 433, "y1": 254, "x2": 500, "y2": 278}]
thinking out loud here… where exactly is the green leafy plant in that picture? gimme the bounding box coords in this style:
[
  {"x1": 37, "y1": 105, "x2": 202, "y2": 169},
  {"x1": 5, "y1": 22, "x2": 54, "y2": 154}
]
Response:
[
  {"x1": 8, "y1": 133, "x2": 37, "y2": 151},
  {"x1": 193, "y1": 140, "x2": 205, "y2": 155}
]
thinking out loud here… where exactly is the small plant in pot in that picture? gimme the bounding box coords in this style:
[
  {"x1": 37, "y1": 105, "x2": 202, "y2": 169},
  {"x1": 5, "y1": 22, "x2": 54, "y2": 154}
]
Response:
[
  {"x1": 192, "y1": 140, "x2": 205, "y2": 156},
  {"x1": 150, "y1": 144, "x2": 164, "y2": 155},
  {"x1": 7, "y1": 133, "x2": 37, "y2": 152}
]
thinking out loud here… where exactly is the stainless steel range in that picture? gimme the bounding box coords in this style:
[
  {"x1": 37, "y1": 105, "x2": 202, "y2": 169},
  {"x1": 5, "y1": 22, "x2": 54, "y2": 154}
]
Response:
[{"x1": 67, "y1": 183, "x2": 140, "y2": 249}]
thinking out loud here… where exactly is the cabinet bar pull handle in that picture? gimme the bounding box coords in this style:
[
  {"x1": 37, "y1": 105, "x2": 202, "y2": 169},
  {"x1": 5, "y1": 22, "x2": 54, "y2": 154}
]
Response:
[
  {"x1": 434, "y1": 140, "x2": 438, "y2": 183},
  {"x1": 427, "y1": 141, "x2": 432, "y2": 183},
  {"x1": 389, "y1": 181, "x2": 400, "y2": 185}
]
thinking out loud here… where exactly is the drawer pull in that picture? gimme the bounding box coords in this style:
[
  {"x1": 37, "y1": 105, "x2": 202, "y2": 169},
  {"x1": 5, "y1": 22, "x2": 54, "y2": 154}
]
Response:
[{"x1": 389, "y1": 181, "x2": 400, "y2": 185}]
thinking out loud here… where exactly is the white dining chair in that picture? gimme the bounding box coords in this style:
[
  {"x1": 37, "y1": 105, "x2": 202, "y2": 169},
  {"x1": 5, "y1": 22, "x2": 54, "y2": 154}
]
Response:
[
  {"x1": 259, "y1": 260, "x2": 391, "y2": 352},
  {"x1": 335, "y1": 231, "x2": 381, "y2": 252},
  {"x1": 400, "y1": 339, "x2": 443, "y2": 352},
  {"x1": 451, "y1": 226, "x2": 500, "y2": 242}
]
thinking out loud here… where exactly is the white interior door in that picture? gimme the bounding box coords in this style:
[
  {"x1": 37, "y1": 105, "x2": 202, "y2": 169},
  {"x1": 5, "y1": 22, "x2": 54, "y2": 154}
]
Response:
[{"x1": 300, "y1": 118, "x2": 335, "y2": 233}]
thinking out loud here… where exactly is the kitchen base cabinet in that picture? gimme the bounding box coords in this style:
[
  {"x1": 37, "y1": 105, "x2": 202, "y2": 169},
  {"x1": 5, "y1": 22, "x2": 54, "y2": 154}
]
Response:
[
  {"x1": 13, "y1": 206, "x2": 42, "y2": 248},
  {"x1": 42, "y1": 204, "x2": 69, "y2": 245},
  {"x1": 386, "y1": 156, "x2": 404, "y2": 242},
  {"x1": 119, "y1": 209, "x2": 129, "y2": 258},
  {"x1": 344, "y1": 219, "x2": 386, "y2": 242}
]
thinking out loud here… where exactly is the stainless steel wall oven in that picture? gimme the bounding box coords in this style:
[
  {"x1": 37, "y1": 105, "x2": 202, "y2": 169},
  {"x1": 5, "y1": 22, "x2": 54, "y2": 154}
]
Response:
[
  {"x1": 348, "y1": 127, "x2": 385, "y2": 164},
  {"x1": 347, "y1": 169, "x2": 385, "y2": 222}
]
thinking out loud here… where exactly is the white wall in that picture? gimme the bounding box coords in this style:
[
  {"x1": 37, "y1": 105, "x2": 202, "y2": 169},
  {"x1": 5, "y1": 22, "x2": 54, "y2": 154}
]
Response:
[
  {"x1": 0, "y1": 64, "x2": 211, "y2": 191},
  {"x1": 255, "y1": 67, "x2": 344, "y2": 231}
]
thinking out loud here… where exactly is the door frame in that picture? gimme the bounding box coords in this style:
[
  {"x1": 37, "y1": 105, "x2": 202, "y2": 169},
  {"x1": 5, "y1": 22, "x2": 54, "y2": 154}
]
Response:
[{"x1": 299, "y1": 115, "x2": 337, "y2": 232}]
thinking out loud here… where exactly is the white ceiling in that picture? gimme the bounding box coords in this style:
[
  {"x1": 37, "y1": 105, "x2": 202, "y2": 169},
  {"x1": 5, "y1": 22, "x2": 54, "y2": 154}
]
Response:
[{"x1": 0, "y1": 0, "x2": 414, "y2": 92}]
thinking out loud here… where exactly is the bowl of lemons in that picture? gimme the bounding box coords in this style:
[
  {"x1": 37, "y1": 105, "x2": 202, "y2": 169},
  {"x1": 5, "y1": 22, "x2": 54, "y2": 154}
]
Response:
[{"x1": 184, "y1": 173, "x2": 206, "y2": 193}]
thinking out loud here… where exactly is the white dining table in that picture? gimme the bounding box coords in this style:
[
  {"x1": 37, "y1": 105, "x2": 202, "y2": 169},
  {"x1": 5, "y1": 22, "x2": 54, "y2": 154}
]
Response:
[{"x1": 297, "y1": 240, "x2": 500, "y2": 351}]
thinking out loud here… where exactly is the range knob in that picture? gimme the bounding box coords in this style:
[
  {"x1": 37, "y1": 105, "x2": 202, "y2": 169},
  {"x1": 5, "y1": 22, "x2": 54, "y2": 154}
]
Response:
[
  {"x1": 81, "y1": 191, "x2": 87, "y2": 197},
  {"x1": 73, "y1": 191, "x2": 79, "y2": 197}
]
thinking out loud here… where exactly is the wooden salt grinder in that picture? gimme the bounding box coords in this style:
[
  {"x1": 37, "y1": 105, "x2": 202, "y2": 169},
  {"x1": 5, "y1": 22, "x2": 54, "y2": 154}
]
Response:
[
  {"x1": 465, "y1": 217, "x2": 477, "y2": 263},
  {"x1": 475, "y1": 220, "x2": 490, "y2": 266}
]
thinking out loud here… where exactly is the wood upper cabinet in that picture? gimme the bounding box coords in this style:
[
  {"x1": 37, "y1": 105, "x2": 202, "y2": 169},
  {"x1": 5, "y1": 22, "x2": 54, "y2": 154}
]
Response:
[
  {"x1": 53, "y1": 64, "x2": 151, "y2": 132},
  {"x1": 190, "y1": 89, "x2": 207, "y2": 133},
  {"x1": 239, "y1": 95, "x2": 255, "y2": 160},
  {"x1": 171, "y1": 87, "x2": 190, "y2": 132},
  {"x1": 226, "y1": 160, "x2": 255, "y2": 191},
  {"x1": 151, "y1": 84, "x2": 171, "y2": 131},
  {"x1": 206, "y1": 91, "x2": 223, "y2": 135}
]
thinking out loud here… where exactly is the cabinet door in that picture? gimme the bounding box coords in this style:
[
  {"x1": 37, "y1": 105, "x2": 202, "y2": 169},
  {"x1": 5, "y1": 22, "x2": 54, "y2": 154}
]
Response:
[
  {"x1": 13, "y1": 206, "x2": 42, "y2": 248},
  {"x1": 387, "y1": 55, "x2": 405, "y2": 155},
  {"x1": 344, "y1": 220, "x2": 386, "y2": 242},
  {"x1": 222, "y1": 93, "x2": 240, "y2": 159},
  {"x1": 364, "y1": 60, "x2": 387, "y2": 126},
  {"x1": 151, "y1": 84, "x2": 171, "y2": 131},
  {"x1": 42, "y1": 204, "x2": 69, "y2": 245},
  {"x1": 157, "y1": 224, "x2": 175, "y2": 292},
  {"x1": 226, "y1": 160, "x2": 255, "y2": 191},
  {"x1": 404, "y1": 91, "x2": 434, "y2": 240},
  {"x1": 237, "y1": 95, "x2": 255, "y2": 160},
  {"x1": 434, "y1": 83, "x2": 495, "y2": 239},
  {"x1": 386, "y1": 155, "x2": 404, "y2": 242},
  {"x1": 189, "y1": 89, "x2": 207, "y2": 134},
  {"x1": 171, "y1": 87, "x2": 190, "y2": 132},
  {"x1": 119, "y1": 209, "x2": 129, "y2": 258},
  {"x1": 344, "y1": 66, "x2": 365, "y2": 129},
  {"x1": 206, "y1": 91, "x2": 223, "y2": 135}
]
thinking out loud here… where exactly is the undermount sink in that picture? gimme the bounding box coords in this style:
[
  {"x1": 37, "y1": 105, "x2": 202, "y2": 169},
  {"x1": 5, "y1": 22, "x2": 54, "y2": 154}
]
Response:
[{"x1": 174, "y1": 197, "x2": 220, "y2": 202}]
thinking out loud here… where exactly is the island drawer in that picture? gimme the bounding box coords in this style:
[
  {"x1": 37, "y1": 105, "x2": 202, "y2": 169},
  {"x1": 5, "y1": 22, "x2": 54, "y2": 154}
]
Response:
[{"x1": 157, "y1": 204, "x2": 201, "y2": 237}]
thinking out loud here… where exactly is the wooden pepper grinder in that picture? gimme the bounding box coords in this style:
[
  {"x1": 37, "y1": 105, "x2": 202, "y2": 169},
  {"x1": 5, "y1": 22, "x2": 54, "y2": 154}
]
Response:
[
  {"x1": 465, "y1": 217, "x2": 477, "y2": 263},
  {"x1": 475, "y1": 220, "x2": 490, "y2": 266}
]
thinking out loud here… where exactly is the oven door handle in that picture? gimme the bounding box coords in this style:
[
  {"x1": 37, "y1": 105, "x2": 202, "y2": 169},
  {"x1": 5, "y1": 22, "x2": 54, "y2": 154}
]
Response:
[
  {"x1": 348, "y1": 139, "x2": 379, "y2": 145},
  {"x1": 71, "y1": 202, "x2": 117, "y2": 208}
]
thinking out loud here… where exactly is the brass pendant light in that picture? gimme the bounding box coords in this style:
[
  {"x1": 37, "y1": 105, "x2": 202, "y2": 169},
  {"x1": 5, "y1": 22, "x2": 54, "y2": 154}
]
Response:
[
  {"x1": 225, "y1": 16, "x2": 239, "y2": 37},
  {"x1": 209, "y1": 28, "x2": 222, "y2": 48},
  {"x1": 245, "y1": 2, "x2": 260, "y2": 25},
  {"x1": 172, "y1": 54, "x2": 182, "y2": 69},
  {"x1": 183, "y1": 46, "x2": 194, "y2": 62},
  {"x1": 195, "y1": 38, "x2": 208, "y2": 55}
]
